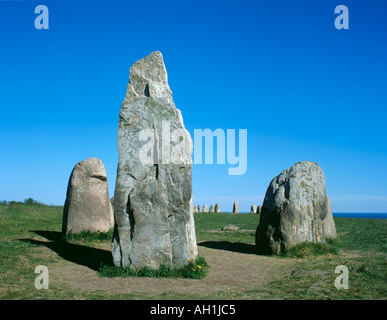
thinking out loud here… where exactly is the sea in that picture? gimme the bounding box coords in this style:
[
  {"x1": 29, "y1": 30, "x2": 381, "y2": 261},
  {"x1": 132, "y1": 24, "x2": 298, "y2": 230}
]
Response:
[
  {"x1": 237, "y1": 212, "x2": 387, "y2": 219},
  {"x1": 332, "y1": 213, "x2": 387, "y2": 219}
]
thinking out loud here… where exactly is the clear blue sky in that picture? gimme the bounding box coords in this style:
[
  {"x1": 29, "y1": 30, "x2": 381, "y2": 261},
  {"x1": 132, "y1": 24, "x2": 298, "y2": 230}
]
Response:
[{"x1": 1, "y1": 0, "x2": 386, "y2": 213}]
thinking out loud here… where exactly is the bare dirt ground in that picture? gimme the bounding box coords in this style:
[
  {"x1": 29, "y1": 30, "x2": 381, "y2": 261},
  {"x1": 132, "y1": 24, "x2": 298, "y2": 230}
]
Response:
[{"x1": 41, "y1": 239, "x2": 299, "y2": 299}]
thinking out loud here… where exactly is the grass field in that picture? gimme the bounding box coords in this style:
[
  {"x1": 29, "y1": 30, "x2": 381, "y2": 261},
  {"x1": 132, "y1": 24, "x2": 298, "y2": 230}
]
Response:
[{"x1": 0, "y1": 202, "x2": 386, "y2": 300}]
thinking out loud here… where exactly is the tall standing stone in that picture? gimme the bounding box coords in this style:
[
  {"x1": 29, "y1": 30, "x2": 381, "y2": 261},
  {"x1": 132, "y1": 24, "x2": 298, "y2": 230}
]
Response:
[
  {"x1": 255, "y1": 161, "x2": 337, "y2": 254},
  {"x1": 112, "y1": 51, "x2": 198, "y2": 270},
  {"x1": 250, "y1": 205, "x2": 256, "y2": 214},
  {"x1": 62, "y1": 158, "x2": 114, "y2": 235},
  {"x1": 233, "y1": 201, "x2": 239, "y2": 214},
  {"x1": 214, "y1": 203, "x2": 220, "y2": 213}
]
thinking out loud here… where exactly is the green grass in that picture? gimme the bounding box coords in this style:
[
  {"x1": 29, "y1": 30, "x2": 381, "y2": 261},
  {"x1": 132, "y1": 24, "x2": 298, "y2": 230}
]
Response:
[
  {"x1": 98, "y1": 256, "x2": 209, "y2": 279},
  {"x1": 0, "y1": 203, "x2": 386, "y2": 300},
  {"x1": 64, "y1": 229, "x2": 114, "y2": 241},
  {"x1": 283, "y1": 239, "x2": 338, "y2": 258},
  {"x1": 194, "y1": 212, "x2": 259, "y2": 244}
]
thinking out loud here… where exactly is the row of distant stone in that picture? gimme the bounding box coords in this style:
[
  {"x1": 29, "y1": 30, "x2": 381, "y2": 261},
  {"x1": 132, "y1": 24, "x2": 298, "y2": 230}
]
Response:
[{"x1": 193, "y1": 203, "x2": 262, "y2": 214}]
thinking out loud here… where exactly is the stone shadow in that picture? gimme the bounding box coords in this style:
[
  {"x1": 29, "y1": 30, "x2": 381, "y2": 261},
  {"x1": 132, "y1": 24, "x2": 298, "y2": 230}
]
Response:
[
  {"x1": 198, "y1": 241, "x2": 257, "y2": 254},
  {"x1": 20, "y1": 230, "x2": 112, "y2": 271}
]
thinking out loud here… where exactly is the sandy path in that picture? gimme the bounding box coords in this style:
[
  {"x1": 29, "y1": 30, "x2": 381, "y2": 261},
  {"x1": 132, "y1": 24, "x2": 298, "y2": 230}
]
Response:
[{"x1": 45, "y1": 240, "x2": 297, "y2": 298}]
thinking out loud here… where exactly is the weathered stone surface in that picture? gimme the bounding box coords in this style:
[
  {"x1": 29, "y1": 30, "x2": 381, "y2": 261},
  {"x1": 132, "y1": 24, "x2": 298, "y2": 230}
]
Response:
[
  {"x1": 233, "y1": 201, "x2": 239, "y2": 214},
  {"x1": 250, "y1": 205, "x2": 256, "y2": 214},
  {"x1": 112, "y1": 51, "x2": 198, "y2": 270},
  {"x1": 215, "y1": 203, "x2": 220, "y2": 213},
  {"x1": 256, "y1": 205, "x2": 262, "y2": 214},
  {"x1": 222, "y1": 225, "x2": 239, "y2": 231},
  {"x1": 110, "y1": 197, "x2": 114, "y2": 216},
  {"x1": 209, "y1": 205, "x2": 215, "y2": 213},
  {"x1": 62, "y1": 158, "x2": 114, "y2": 235},
  {"x1": 255, "y1": 161, "x2": 337, "y2": 254},
  {"x1": 202, "y1": 204, "x2": 208, "y2": 213}
]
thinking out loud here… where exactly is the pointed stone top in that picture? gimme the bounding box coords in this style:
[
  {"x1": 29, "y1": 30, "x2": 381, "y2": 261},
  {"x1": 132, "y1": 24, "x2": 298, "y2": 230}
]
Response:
[
  {"x1": 130, "y1": 51, "x2": 166, "y2": 84},
  {"x1": 127, "y1": 51, "x2": 172, "y2": 103}
]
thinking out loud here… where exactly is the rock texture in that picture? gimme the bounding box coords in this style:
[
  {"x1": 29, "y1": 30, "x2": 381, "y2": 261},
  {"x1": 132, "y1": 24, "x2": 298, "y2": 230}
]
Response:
[
  {"x1": 233, "y1": 201, "x2": 239, "y2": 214},
  {"x1": 215, "y1": 203, "x2": 220, "y2": 213},
  {"x1": 250, "y1": 205, "x2": 256, "y2": 214},
  {"x1": 255, "y1": 161, "x2": 337, "y2": 254},
  {"x1": 209, "y1": 205, "x2": 215, "y2": 213},
  {"x1": 222, "y1": 225, "x2": 240, "y2": 231},
  {"x1": 112, "y1": 51, "x2": 198, "y2": 270},
  {"x1": 202, "y1": 204, "x2": 208, "y2": 213},
  {"x1": 62, "y1": 158, "x2": 114, "y2": 235}
]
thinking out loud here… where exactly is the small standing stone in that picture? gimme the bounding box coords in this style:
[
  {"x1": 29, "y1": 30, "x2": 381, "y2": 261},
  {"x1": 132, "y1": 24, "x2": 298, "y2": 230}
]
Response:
[
  {"x1": 202, "y1": 204, "x2": 208, "y2": 213},
  {"x1": 233, "y1": 201, "x2": 239, "y2": 214},
  {"x1": 250, "y1": 205, "x2": 256, "y2": 214},
  {"x1": 209, "y1": 205, "x2": 215, "y2": 213},
  {"x1": 215, "y1": 203, "x2": 220, "y2": 213},
  {"x1": 62, "y1": 158, "x2": 114, "y2": 235},
  {"x1": 256, "y1": 205, "x2": 262, "y2": 214}
]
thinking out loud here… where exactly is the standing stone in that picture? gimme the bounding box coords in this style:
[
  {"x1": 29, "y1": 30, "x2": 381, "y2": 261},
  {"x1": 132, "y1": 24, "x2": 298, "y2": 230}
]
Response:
[
  {"x1": 250, "y1": 205, "x2": 256, "y2": 214},
  {"x1": 196, "y1": 205, "x2": 201, "y2": 213},
  {"x1": 233, "y1": 201, "x2": 239, "y2": 214},
  {"x1": 215, "y1": 203, "x2": 220, "y2": 213},
  {"x1": 202, "y1": 204, "x2": 208, "y2": 213},
  {"x1": 193, "y1": 206, "x2": 197, "y2": 213},
  {"x1": 112, "y1": 51, "x2": 198, "y2": 270},
  {"x1": 209, "y1": 205, "x2": 215, "y2": 213},
  {"x1": 255, "y1": 161, "x2": 337, "y2": 254},
  {"x1": 110, "y1": 197, "x2": 115, "y2": 216},
  {"x1": 62, "y1": 158, "x2": 114, "y2": 235},
  {"x1": 256, "y1": 205, "x2": 262, "y2": 214}
]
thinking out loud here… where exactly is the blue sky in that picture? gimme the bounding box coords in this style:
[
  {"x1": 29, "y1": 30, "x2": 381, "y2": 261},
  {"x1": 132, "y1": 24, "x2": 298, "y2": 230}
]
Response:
[{"x1": 1, "y1": 0, "x2": 386, "y2": 213}]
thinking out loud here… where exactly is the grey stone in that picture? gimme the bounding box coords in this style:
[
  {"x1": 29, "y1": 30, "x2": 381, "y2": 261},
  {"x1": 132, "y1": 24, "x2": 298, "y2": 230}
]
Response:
[
  {"x1": 222, "y1": 225, "x2": 240, "y2": 231},
  {"x1": 112, "y1": 51, "x2": 198, "y2": 270},
  {"x1": 233, "y1": 201, "x2": 239, "y2": 214},
  {"x1": 250, "y1": 205, "x2": 256, "y2": 214},
  {"x1": 202, "y1": 204, "x2": 208, "y2": 213},
  {"x1": 209, "y1": 205, "x2": 215, "y2": 213},
  {"x1": 256, "y1": 205, "x2": 262, "y2": 214},
  {"x1": 255, "y1": 161, "x2": 337, "y2": 254},
  {"x1": 62, "y1": 158, "x2": 114, "y2": 235},
  {"x1": 215, "y1": 203, "x2": 220, "y2": 213}
]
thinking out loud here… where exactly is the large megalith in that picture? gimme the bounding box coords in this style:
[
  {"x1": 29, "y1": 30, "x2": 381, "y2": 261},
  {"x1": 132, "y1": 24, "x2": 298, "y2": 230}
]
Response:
[
  {"x1": 62, "y1": 158, "x2": 114, "y2": 235},
  {"x1": 255, "y1": 161, "x2": 337, "y2": 254},
  {"x1": 112, "y1": 51, "x2": 198, "y2": 270}
]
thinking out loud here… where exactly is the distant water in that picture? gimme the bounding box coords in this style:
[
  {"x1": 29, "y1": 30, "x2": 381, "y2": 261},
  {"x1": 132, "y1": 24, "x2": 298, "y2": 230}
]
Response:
[
  {"x1": 333, "y1": 213, "x2": 387, "y2": 219},
  {"x1": 236, "y1": 212, "x2": 387, "y2": 219}
]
